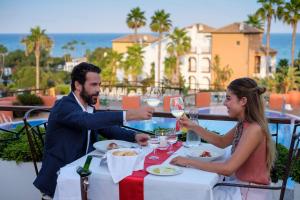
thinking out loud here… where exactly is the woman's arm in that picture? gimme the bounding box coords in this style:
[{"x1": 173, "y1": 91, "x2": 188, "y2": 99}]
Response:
[
  {"x1": 171, "y1": 123, "x2": 263, "y2": 176},
  {"x1": 179, "y1": 116, "x2": 235, "y2": 148}
]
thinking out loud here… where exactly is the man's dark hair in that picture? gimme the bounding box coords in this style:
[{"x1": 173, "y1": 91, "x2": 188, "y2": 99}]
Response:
[{"x1": 71, "y1": 62, "x2": 101, "y2": 91}]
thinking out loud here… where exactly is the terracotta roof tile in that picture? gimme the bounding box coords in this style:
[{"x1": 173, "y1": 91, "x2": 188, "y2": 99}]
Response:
[
  {"x1": 213, "y1": 22, "x2": 263, "y2": 34},
  {"x1": 112, "y1": 34, "x2": 158, "y2": 43},
  {"x1": 256, "y1": 45, "x2": 277, "y2": 54},
  {"x1": 185, "y1": 23, "x2": 216, "y2": 33}
]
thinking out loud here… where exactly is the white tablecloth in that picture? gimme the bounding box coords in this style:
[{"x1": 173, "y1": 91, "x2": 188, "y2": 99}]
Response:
[{"x1": 54, "y1": 144, "x2": 222, "y2": 200}]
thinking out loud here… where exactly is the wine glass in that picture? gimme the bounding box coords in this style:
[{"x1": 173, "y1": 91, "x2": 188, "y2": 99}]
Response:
[
  {"x1": 167, "y1": 130, "x2": 178, "y2": 154},
  {"x1": 170, "y1": 97, "x2": 185, "y2": 132},
  {"x1": 145, "y1": 86, "x2": 161, "y2": 107},
  {"x1": 148, "y1": 134, "x2": 160, "y2": 160},
  {"x1": 170, "y1": 97, "x2": 185, "y2": 118},
  {"x1": 144, "y1": 87, "x2": 161, "y2": 127}
]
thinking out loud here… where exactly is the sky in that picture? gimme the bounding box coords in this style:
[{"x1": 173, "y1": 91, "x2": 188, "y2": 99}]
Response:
[{"x1": 0, "y1": 0, "x2": 299, "y2": 33}]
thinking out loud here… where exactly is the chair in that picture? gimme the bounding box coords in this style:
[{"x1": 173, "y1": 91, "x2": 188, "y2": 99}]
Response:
[
  {"x1": 195, "y1": 92, "x2": 211, "y2": 108},
  {"x1": 213, "y1": 123, "x2": 300, "y2": 200},
  {"x1": 24, "y1": 107, "x2": 90, "y2": 200},
  {"x1": 122, "y1": 96, "x2": 141, "y2": 110},
  {"x1": 0, "y1": 115, "x2": 24, "y2": 142},
  {"x1": 23, "y1": 108, "x2": 51, "y2": 176}
]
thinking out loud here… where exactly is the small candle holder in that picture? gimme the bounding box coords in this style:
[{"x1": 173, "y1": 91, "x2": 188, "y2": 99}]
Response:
[{"x1": 155, "y1": 129, "x2": 169, "y2": 150}]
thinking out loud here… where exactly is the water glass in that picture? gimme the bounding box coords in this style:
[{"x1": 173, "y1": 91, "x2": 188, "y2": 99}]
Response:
[
  {"x1": 167, "y1": 130, "x2": 178, "y2": 154},
  {"x1": 186, "y1": 109, "x2": 201, "y2": 147},
  {"x1": 148, "y1": 135, "x2": 159, "y2": 160}
]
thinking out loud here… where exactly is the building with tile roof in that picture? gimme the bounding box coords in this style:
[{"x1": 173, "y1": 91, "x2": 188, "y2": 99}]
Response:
[{"x1": 112, "y1": 34, "x2": 158, "y2": 54}]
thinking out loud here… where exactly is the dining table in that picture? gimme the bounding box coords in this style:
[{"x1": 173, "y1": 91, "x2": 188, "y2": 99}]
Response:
[{"x1": 53, "y1": 142, "x2": 228, "y2": 200}]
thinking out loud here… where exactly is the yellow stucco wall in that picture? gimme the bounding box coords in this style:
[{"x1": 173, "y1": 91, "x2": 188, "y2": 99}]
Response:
[
  {"x1": 112, "y1": 42, "x2": 134, "y2": 54},
  {"x1": 112, "y1": 42, "x2": 151, "y2": 54},
  {"x1": 211, "y1": 33, "x2": 263, "y2": 86}
]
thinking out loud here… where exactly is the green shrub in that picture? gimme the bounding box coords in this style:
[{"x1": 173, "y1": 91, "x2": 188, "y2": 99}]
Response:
[
  {"x1": 2, "y1": 133, "x2": 32, "y2": 163},
  {"x1": 0, "y1": 125, "x2": 44, "y2": 163},
  {"x1": 100, "y1": 98, "x2": 109, "y2": 106},
  {"x1": 0, "y1": 131, "x2": 16, "y2": 158},
  {"x1": 55, "y1": 84, "x2": 70, "y2": 95},
  {"x1": 17, "y1": 93, "x2": 43, "y2": 106}
]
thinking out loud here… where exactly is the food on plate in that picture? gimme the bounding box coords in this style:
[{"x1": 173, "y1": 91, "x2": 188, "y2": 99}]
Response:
[
  {"x1": 200, "y1": 151, "x2": 211, "y2": 157},
  {"x1": 153, "y1": 168, "x2": 161, "y2": 174},
  {"x1": 112, "y1": 150, "x2": 137, "y2": 156},
  {"x1": 152, "y1": 167, "x2": 176, "y2": 174},
  {"x1": 107, "y1": 142, "x2": 119, "y2": 150}
]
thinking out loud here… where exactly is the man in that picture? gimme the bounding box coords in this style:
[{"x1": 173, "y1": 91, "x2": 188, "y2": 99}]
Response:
[{"x1": 34, "y1": 62, "x2": 154, "y2": 198}]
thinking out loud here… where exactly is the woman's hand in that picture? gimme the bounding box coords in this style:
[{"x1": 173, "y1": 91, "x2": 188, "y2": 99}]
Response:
[
  {"x1": 179, "y1": 115, "x2": 197, "y2": 131},
  {"x1": 170, "y1": 156, "x2": 194, "y2": 168}
]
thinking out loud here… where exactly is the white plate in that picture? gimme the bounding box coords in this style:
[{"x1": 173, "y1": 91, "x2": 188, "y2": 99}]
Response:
[
  {"x1": 146, "y1": 165, "x2": 183, "y2": 176},
  {"x1": 186, "y1": 144, "x2": 225, "y2": 162},
  {"x1": 93, "y1": 140, "x2": 139, "y2": 153}
]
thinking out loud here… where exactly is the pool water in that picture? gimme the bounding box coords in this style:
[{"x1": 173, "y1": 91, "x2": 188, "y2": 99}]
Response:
[{"x1": 0, "y1": 119, "x2": 47, "y2": 130}]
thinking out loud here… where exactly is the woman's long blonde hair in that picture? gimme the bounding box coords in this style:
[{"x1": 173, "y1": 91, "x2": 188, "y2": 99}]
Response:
[{"x1": 228, "y1": 77, "x2": 276, "y2": 171}]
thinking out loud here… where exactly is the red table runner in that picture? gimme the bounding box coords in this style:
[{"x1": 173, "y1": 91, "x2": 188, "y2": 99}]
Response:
[{"x1": 119, "y1": 142, "x2": 182, "y2": 200}]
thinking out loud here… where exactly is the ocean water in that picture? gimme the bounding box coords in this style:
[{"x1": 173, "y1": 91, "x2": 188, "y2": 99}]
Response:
[
  {"x1": 0, "y1": 33, "x2": 127, "y2": 58},
  {"x1": 263, "y1": 33, "x2": 300, "y2": 61},
  {"x1": 0, "y1": 33, "x2": 299, "y2": 61}
]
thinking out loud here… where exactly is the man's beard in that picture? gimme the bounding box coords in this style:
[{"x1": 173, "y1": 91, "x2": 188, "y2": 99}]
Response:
[{"x1": 80, "y1": 87, "x2": 99, "y2": 106}]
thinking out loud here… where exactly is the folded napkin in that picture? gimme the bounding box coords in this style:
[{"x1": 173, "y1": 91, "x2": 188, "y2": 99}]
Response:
[
  {"x1": 54, "y1": 165, "x2": 81, "y2": 200},
  {"x1": 107, "y1": 148, "x2": 144, "y2": 183}
]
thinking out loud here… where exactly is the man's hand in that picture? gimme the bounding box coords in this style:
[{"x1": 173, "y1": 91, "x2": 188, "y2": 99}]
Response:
[
  {"x1": 135, "y1": 133, "x2": 150, "y2": 146},
  {"x1": 126, "y1": 106, "x2": 154, "y2": 121}
]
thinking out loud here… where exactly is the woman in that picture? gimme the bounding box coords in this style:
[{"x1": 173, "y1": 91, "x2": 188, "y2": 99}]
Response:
[{"x1": 170, "y1": 77, "x2": 276, "y2": 199}]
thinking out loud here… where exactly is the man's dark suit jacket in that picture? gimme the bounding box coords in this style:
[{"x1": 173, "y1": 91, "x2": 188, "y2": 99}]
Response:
[{"x1": 34, "y1": 93, "x2": 136, "y2": 196}]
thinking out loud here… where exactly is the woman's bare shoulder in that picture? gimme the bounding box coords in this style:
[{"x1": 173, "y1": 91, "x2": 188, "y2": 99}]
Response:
[{"x1": 244, "y1": 122, "x2": 264, "y2": 137}]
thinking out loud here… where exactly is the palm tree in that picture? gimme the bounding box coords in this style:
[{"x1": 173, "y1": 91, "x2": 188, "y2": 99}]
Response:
[
  {"x1": 126, "y1": 7, "x2": 146, "y2": 43},
  {"x1": 164, "y1": 56, "x2": 176, "y2": 81},
  {"x1": 150, "y1": 10, "x2": 172, "y2": 85},
  {"x1": 166, "y1": 28, "x2": 191, "y2": 85},
  {"x1": 211, "y1": 55, "x2": 233, "y2": 91},
  {"x1": 277, "y1": 66, "x2": 300, "y2": 93},
  {"x1": 255, "y1": 0, "x2": 283, "y2": 75},
  {"x1": 0, "y1": 44, "x2": 8, "y2": 79},
  {"x1": 22, "y1": 26, "x2": 53, "y2": 90},
  {"x1": 245, "y1": 14, "x2": 264, "y2": 30},
  {"x1": 103, "y1": 50, "x2": 123, "y2": 85},
  {"x1": 280, "y1": 0, "x2": 300, "y2": 67},
  {"x1": 124, "y1": 44, "x2": 144, "y2": 83}
]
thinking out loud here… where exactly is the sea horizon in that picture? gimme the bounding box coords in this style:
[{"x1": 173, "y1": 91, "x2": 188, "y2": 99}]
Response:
[{"x1": 0, "y1": 33, "x2": 299, "y2": 62}]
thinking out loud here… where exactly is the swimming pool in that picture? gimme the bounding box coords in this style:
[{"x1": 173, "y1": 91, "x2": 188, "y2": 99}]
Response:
[
  {"x1": 126, "y1": 107, "x2": 298, "y2": 148},
  {"x1": 0, "y1": 119, "x2": 47, "y2": 130}
]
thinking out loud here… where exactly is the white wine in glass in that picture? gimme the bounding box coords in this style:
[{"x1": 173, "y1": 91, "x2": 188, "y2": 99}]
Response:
[
  {"x1": 171, "y1": 109, "x2": 185, "y2": 118},
  {"x1": 145, "y1": 98, "x2": 160, "y2": 107}
]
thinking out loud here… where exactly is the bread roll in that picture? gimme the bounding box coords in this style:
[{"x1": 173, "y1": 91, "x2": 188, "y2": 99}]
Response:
[{"x1": 107, "y1": 142, "x2": 119, "y2": 150}]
